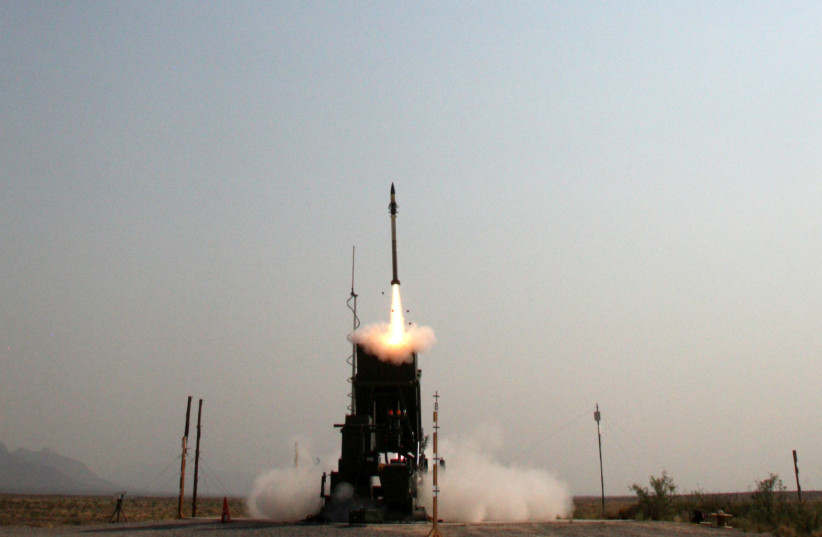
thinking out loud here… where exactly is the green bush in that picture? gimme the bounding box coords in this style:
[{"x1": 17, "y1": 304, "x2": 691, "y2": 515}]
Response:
[
  {"x1": 624, "y1": 472, "x2": 822, "y2": 535},
  {"x1": 721, "y1": 474, "x2": 822, "y2": 537},
  {"x1": 751, "y1": 473, "x2": 787, "y2": 527},
  {"x1": 630, "y1": 472, "x2": 677, "y2": 521}
]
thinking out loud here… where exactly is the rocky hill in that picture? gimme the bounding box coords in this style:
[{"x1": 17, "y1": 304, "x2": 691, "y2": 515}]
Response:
[{"x1": 0, "y1": 443, "x2": 118, "y2": 494}]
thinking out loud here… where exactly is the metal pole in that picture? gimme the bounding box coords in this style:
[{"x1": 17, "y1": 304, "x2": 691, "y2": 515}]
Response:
[
  {"x1": 427, "y1": 391, "x2": 443, "y2": 537},
  {"x1": 178, "y1": 396, "x2": 192, "y2": 519},
  {"x1": 192, "y1": 399, "x2": 203, "y2": 517},
  {"x1": 595, "y1": 403, "x2": 604, "y2": 519}
]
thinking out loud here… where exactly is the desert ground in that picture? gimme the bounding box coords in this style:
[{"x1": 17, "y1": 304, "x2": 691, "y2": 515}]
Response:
[
  {"x1": 0, "y1": 494, "x2": 775, "y2": 537},
  {"x1": 0, "y1": 519, "x2": 772, "y2": 537}
]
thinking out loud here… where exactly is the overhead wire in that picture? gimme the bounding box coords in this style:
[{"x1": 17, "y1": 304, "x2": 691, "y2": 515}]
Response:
[
  {"x1": 198, "y1": 458, "x2": 233, "y2": 498},
  {"x1": 147, "y1": 455, "x2": 181, "y2": 493},
  {"x1": 509, "y1": 410, "x2": 588, "y2": 464},
  {"x1": 601, "y1": 413, "x2": 666, "y2": 483}
]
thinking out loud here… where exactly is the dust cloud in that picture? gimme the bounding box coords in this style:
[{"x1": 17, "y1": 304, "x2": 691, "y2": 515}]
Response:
[
  {"x1": 246, "y1": 439, "x2": 329, "y2": 521},
  {"x1": 419, "y1": 427, "x2": 574, "y2": 522}
]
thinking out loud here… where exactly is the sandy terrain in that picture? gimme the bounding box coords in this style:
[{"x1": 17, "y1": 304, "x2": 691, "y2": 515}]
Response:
[{"x1": 0, "y1": 519, "x2": 771, "y2": 537}]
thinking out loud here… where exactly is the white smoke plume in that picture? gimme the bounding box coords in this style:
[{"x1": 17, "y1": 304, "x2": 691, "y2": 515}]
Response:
[
  {"x1": 349, "y1": 322, "x2": 436, "y2": 365},
  {"x1": 246, "y1": 438, "x2": 332, "y2": 521},
  {"x1": 419, "y1": 426, "x2": 574, "y2": 522}
]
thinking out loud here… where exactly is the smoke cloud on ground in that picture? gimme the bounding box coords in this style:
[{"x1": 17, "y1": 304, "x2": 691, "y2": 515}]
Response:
[
  {"x1": 246, "y1": 439, "x2": 331, "y2": 521},
  {"x1": 419, "y1": 426, "x2": 574, "y2": 522},
  {"x1": 349, "y1": 322, "x2": 436, "y2": 365},
  {"x1": 246, "y1": 428, "x2": 572, "y2": 523}
]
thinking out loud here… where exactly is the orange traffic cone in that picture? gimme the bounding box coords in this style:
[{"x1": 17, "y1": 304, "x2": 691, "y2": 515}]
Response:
[{"x1": 220, "y1": 497, "x2": 231, "y2": 523}]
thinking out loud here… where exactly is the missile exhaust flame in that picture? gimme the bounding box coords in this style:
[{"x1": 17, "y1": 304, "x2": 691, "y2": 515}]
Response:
[
  {"x1": 349, "y1": 286, "x2": 435, "y2": 365},
  {"x1": 388, "y1": 284, "x2": 405, "y2": 345}
]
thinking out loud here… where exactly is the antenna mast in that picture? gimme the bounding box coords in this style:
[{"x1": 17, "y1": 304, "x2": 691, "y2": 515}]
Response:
[{"x1": 346, "y1": 246, "x2": 359, "y2": 413}]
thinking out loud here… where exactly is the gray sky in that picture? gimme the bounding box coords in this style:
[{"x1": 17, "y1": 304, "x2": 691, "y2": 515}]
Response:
[{"x1": 3, "y1": 1, "x2": 822, "y2": 497}]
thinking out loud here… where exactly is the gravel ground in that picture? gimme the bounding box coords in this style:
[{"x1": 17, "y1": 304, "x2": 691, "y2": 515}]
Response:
[{"x1": 0, "y1": 519, "x2": 771, "y2": 537}]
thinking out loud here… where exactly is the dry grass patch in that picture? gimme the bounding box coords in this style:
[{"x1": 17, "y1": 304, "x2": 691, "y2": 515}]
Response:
[
  {"x1": 572, "y1": 496, "x2": 636, "y2": 519},
  {"x1": 0, "y1": 494, "x2": 246, "y2": 527}
]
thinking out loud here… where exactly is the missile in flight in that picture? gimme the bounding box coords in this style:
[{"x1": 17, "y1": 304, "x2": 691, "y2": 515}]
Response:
[{"x1": 389, "y1": 183, "x2": 400, "y2": 286}]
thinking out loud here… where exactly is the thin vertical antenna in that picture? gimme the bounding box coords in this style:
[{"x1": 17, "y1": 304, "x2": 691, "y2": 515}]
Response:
[
  {"x1": 595, "y1": 403, "x2": 605, "y2": 519},
  {"x1": 346, "y1": 246, "x2": 359, "y2": 414}
]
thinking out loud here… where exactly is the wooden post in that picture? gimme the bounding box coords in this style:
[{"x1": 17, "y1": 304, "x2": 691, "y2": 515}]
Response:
[
  {"x1": 177, "y1": 396, "x2": 192, "y2": 519},
  {"x1": 192, "y1": 399, "x2": 203, "y2": 517},
  {"x1": 793, "y1": 449, "x2": 802, "y2": 502}
]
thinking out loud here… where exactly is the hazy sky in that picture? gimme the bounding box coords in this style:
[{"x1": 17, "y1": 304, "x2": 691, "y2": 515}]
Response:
[{"x1": 3, "y1": 1, "x2": 822, "y2": 498}]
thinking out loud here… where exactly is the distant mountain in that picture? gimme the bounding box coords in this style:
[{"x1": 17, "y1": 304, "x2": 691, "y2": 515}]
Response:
[{"x1": 0, "y1": 443, "x2": 119, "y2": 495}]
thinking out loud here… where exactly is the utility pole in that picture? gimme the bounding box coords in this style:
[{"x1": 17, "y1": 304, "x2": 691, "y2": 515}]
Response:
[
  {"x1": 595, "y1": 403, "x2": 605, "y2": 519},
  {"x1": 177, "y1": 396, "x2": 192, "y2": 519},
  {"x1": 192, "y1": 399, "x2": 203, "y2": 517}
]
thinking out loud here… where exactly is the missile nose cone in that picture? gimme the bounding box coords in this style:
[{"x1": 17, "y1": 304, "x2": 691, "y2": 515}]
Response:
[{"x1": 389, "y1": 183, "x2": 398, "y2": 215}]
